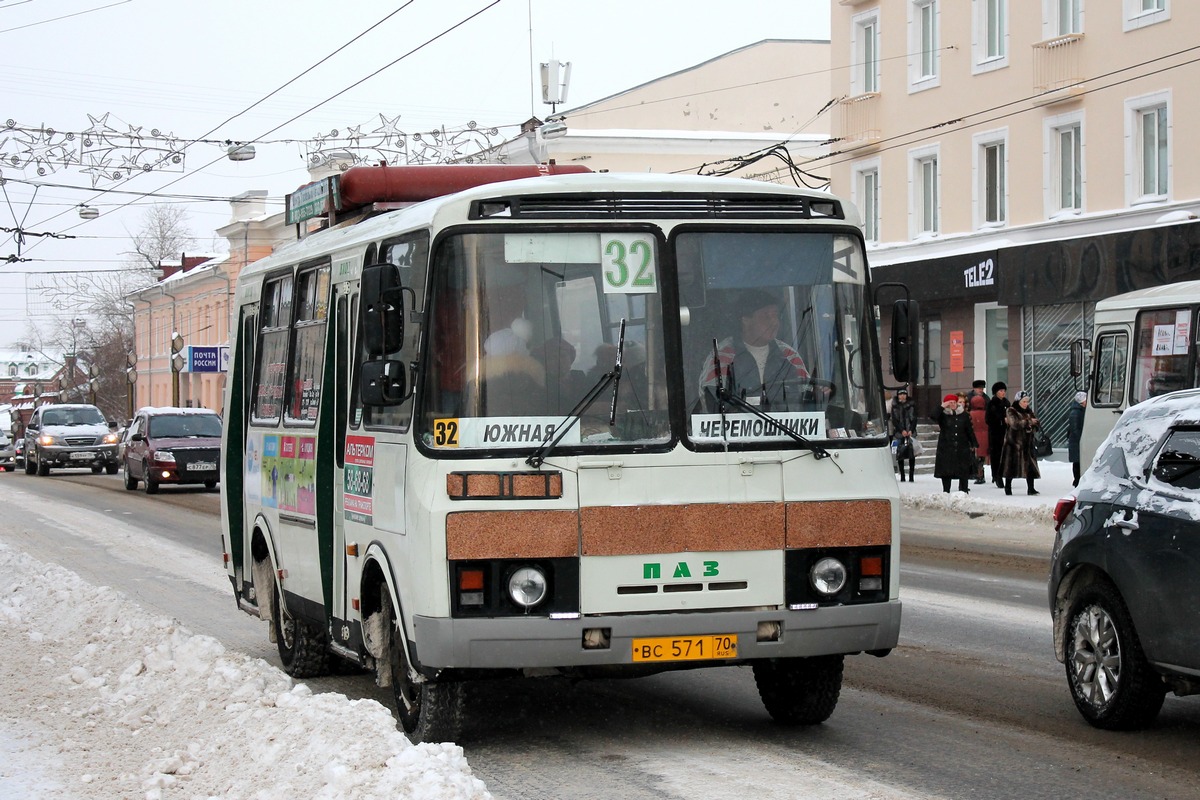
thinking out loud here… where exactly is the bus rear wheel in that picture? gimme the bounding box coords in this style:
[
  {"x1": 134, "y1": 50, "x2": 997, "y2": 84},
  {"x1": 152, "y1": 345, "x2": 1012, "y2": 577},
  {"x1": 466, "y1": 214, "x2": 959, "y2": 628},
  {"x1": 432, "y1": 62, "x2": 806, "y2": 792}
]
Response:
[
  {"x1": 385, "y1": 601, "x2": 463, "y2": 743},
  {"x1": 272, "y1": 585, "x2": 331, "y2": 678},
  {"x1": 753, "y1": 654, "x2": 844, "y2": 725}
]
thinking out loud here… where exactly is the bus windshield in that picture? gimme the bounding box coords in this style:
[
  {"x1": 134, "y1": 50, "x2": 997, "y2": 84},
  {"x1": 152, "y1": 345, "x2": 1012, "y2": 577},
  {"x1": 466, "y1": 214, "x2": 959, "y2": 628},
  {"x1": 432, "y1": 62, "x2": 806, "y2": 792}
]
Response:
[
  {"x1": 421, "y1": 230, "x2": 671, "y2": 450},
  {"x1": 678, "y1": 230, "x2": 885, "y2": 445},
  {"x1": 418, "y1": 227, "x2": 885, "y2": 453}
]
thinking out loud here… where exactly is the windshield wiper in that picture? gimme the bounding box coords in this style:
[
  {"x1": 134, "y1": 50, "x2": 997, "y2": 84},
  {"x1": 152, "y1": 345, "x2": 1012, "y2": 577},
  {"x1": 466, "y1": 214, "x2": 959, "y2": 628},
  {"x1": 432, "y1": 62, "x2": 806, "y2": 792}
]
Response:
[
  {"x1": 527, "y1": 320, "x2": 626, "y2": 469},
  {"x1": 709, "y1": 337, "x2": 837, "y2": 464}
]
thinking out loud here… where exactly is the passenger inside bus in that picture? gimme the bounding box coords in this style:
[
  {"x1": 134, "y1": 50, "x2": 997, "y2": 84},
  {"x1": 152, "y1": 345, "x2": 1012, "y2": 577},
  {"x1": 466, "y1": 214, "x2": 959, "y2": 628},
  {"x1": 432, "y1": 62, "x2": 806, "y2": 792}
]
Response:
[{"x1": 697, "y1": 289, "x2": 812, "y2": 412}]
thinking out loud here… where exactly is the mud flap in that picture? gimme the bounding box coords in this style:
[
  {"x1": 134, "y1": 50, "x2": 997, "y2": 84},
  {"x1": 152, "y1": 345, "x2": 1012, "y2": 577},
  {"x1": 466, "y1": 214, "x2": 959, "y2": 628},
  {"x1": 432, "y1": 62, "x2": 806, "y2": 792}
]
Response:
[{"x1": 252, "y1": 557, "x2": 278, "y2": 644}]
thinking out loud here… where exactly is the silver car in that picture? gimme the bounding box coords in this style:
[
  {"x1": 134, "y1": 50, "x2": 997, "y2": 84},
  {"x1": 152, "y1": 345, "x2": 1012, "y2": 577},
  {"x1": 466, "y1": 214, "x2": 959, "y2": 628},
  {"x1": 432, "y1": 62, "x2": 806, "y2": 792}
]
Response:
[
  {"x1": 23, "y1": 403, "x2": 120, "y2": 476},
  {"x1": 0, "y1": 429, "x2": 13, "y2": 472}
]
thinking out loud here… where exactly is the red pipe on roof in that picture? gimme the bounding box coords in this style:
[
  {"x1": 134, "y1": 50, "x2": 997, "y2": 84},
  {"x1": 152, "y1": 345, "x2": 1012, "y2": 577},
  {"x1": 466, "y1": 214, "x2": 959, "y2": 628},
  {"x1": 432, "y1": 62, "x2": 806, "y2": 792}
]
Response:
[{"x1": 337, "y1": 163, "x2": 592, "y2": 210}]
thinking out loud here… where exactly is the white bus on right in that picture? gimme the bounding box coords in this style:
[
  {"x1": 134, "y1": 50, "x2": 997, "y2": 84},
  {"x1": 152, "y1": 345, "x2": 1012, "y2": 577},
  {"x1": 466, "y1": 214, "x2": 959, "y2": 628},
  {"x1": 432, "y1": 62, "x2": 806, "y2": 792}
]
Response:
[{"x1": 1080, "y1": 279, "x2": 1200, "y2": 467}]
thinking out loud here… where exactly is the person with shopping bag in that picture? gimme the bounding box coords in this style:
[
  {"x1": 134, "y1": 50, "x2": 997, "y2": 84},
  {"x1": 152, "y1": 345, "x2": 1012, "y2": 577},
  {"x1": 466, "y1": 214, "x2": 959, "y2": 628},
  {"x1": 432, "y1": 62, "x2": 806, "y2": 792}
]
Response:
[
  {"x1": 889, "y1": 387, "x2": 918, "y2": 481},
  {"x1": 1001, "y1": 390, "x2": 1042, "y2": 496}
]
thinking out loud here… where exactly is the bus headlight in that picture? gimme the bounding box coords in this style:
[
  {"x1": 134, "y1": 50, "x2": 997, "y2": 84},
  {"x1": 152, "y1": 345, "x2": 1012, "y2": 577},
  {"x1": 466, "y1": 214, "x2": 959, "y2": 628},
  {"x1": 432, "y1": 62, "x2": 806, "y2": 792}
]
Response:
[
  {"x1": 508, "y1": 566, "x2": 548, "y2": 608},
  {"x1": 810, "y1": 557, "x2": 847, "y2": 596}
]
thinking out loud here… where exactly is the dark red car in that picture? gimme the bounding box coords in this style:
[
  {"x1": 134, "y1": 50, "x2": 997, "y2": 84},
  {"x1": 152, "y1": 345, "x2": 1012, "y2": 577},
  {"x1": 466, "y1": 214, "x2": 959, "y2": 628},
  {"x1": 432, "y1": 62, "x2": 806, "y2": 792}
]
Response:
[{"x1": 122, "y1": 407, "x2": 222, "y2": 494}]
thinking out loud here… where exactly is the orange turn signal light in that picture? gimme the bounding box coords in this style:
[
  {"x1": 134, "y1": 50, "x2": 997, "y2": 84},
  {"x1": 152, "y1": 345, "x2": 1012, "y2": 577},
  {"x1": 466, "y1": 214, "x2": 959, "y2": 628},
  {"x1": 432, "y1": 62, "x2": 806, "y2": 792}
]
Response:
[{"x1": 459, "y1": 568, "x2": 485, "y2": 591}]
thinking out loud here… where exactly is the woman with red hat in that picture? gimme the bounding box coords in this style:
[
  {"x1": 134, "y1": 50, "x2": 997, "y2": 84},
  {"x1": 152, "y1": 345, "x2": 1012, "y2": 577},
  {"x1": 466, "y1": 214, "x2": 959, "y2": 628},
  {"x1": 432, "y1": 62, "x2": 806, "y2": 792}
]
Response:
[{"x1": 933, "y1": 391, "x2": 978, "y2": 494}]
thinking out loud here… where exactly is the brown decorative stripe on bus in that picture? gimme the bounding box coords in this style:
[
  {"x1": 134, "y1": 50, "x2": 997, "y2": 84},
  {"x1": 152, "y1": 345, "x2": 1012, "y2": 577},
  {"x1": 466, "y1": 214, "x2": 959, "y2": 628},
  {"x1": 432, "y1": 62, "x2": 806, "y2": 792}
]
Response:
[
  {"x1": 580, "y1": 503, "x2": 785, "y2": 556},
  {"x1": 784, "y1": 500, "x2": 892, "y2": 548},
  {"x1": 446, "y1": 471, "x2": 564, "y2": 500},
  {"x1": 446, "y1": 510, "x2": 579, "y2": 560}
]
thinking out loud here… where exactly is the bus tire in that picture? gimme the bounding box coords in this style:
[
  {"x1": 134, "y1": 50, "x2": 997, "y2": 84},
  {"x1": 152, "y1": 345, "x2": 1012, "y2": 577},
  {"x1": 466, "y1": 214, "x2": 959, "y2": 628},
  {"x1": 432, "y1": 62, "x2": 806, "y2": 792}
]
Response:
[
  {"x1": 752, "y1": 654, "x2": 843, "y2": 725},
  {"x1": 272, "y1": 584, "x2": 331, "y2": 678},
  {"x1": 384, "y1": 598, "x2": 464, "y2": 743}
]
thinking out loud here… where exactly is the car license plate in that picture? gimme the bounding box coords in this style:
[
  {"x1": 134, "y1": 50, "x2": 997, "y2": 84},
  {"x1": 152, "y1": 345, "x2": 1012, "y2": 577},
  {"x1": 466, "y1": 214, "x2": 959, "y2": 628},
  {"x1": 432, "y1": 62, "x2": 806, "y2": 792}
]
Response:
[
  {"x1": 189, "y1": 462, "x2": 216, "y2": 471},
  {"x1": 631, "y1": 634, "x2": 738, "y2": 663},
  {"x1": 69, "y1": 452, "x2": 96, "y2": 460}
]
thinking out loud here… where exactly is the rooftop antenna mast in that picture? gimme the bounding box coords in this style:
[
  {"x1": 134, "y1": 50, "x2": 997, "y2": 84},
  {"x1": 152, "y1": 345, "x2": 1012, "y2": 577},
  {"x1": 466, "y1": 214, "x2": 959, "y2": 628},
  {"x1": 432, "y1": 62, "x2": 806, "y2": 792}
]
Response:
[{"x1": 540, "y1": 58, "x2": 572, "y2": 116}]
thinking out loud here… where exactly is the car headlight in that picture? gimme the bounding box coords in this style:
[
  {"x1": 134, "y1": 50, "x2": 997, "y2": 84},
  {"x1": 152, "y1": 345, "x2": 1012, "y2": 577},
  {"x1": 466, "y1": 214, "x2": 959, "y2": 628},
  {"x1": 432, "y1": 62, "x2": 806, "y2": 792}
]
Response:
[
  {"x1": 152, "y1": 450, "x2": 176, "y2": 463},
  {"x1": 37, "y1": 434, "x2": 57, "y2": 446},
  {"x1": 102, "y1": 433, "x2": 119, "y2": 444},
  {"x1": 507, "y1": 566, "x2": 548, "y2": 609},
  {"x1": 810, "y1": 557, "x2": 848, "y2": 596}
]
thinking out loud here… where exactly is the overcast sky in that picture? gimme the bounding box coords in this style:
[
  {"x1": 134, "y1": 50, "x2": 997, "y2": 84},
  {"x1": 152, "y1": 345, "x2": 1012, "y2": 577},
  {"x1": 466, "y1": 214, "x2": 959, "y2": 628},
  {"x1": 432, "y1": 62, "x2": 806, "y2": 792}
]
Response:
[{"x1": 0, "y1": 0, "x2": 830, "y2": 349}]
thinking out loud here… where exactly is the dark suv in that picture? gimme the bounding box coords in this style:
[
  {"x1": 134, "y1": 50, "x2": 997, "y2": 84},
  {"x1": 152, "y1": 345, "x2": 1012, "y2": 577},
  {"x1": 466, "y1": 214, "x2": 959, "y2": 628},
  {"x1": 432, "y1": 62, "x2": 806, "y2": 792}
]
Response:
[
  {"x1": 24, "y1": 403, "x2": 119, "y2": 476},
  {"x1": 1050, "y1": 388, "x2": 1200, "y2": 730},
  {"x1": 122, "y1": 407, "x2": 222, "y2": 494}
]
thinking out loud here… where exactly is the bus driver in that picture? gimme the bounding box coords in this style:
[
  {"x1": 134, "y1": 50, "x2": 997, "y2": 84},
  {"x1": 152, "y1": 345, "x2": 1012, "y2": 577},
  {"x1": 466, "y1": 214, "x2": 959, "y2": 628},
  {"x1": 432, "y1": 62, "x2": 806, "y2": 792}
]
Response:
[{"x1": 699, "y1": 289, "x2": 810, "y2": 411}]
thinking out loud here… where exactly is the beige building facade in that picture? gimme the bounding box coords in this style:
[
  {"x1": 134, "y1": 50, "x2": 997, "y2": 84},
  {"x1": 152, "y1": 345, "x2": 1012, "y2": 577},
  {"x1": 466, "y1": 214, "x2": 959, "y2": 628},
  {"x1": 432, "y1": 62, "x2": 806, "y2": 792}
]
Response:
[
  {"x1": 829, "y1": 0, "x2": 1200, "y2": 435},
  {"x1": 128, "y1": 192, "x2": 288, "y2": 415}
]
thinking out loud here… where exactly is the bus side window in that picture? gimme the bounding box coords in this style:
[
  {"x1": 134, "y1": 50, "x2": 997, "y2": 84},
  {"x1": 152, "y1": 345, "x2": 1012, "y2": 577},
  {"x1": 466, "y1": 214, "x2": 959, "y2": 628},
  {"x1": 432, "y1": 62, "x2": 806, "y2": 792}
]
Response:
[
  {"x1": 252, "y1": 273, "x2": 294, "y2": 424},
  {"x1": 1093, "y1": 332, "x2": 1128, "y2": 408},
  {"x1": 284, "y1": 264, "x2": 331, "y2": 425}
]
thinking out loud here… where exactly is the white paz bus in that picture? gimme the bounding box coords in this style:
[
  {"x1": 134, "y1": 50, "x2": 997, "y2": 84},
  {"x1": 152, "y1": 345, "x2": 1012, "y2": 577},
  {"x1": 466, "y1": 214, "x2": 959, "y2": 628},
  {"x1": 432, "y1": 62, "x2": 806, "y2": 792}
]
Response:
[
  {"x1": 220, "y1": 166, "x2": 915, "y2": 742},
  {"x1": 1076, "y1": 279, "x2": 1200, "y2": 466}
]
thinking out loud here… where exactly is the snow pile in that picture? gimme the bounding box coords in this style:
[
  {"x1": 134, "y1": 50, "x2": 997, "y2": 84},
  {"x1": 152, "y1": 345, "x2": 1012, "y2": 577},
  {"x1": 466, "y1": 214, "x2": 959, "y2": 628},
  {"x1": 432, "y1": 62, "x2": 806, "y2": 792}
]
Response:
[
  {"x1": 897, "y1": 460, "x2": 1074, "y2": 525},
  {"x1": 0, "y1": 544, "x2": 491, "y2": 800}
]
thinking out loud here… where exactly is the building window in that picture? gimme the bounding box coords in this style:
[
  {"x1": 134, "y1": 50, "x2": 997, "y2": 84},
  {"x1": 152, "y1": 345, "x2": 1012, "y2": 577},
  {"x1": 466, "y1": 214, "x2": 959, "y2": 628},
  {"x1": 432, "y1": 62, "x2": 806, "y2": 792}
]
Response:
[
  {"x1": 1046, "y1": 114, "x2": 1084, "y2": 215},
  {"x1": 1125, "y1": 0, "x2": 1168, "y2": 28},
  {"x1": 1126, "y1": 93, "x2": 1170, "y2": 203},
  {"x1": 854, "y1": 161, "x2": 881, "y2": 243},
  {"x1": 974, "y1": 132, "x2": 1007, "y2": 227},
  {"x1": 973, "y1": 0, "x2": 1008, "y2": 71},
  {"x1": 853, "y1": 9, "x2": 881, "y2": 95},
  {"x1": 1139, "y1": 106, "x2": 1168, "y2": 198},
  {"x1": 910, "y1": 147, "x2": 940, "y2": 237},
  {"x1": 1056, "y1": 0, "x2": 1084, "y2": 34},
  {"x1": 908, "y1": 0, "x2": 940, "y2": 91}
]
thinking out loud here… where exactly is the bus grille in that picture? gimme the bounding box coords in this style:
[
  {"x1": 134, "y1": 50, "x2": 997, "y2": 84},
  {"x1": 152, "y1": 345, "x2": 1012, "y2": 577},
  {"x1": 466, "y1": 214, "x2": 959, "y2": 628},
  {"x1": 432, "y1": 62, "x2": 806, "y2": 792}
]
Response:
[{"x1": 471, "y1": 193, "x2": 844, "y2": 221}]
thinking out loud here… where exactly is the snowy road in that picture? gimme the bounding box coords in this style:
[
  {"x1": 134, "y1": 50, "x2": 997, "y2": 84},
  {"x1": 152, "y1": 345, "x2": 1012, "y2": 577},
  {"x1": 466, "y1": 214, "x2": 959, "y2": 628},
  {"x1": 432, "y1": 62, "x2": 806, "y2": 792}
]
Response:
[{"x1": 2, "y1": 471, "x2": 1200, "y2": 799}]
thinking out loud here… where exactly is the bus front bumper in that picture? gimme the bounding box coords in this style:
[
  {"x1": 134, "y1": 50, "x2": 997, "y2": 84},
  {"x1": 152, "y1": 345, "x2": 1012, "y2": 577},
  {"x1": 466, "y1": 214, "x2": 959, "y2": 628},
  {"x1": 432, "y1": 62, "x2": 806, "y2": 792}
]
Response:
[{"x1": 412, "y1": 600, "x2": 901, "y2": 670}]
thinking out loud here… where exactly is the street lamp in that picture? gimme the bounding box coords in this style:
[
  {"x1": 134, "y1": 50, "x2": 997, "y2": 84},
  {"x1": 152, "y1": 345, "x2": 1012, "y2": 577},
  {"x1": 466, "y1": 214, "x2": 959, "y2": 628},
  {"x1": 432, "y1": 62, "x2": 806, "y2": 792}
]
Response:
[
  {"x1": 78, "y1": 204, "x2": 99, "y2": 220},
  {"x1": 170, "y1": 332, "x2": 185, "y2": 407}
]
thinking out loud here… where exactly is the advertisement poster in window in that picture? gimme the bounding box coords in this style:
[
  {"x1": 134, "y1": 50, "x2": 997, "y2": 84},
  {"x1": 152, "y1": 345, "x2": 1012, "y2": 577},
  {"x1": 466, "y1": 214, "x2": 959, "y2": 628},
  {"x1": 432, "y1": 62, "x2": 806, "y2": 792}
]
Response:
[{"x1": 950, "y1": 330, "x2": 964, "y2": 372}]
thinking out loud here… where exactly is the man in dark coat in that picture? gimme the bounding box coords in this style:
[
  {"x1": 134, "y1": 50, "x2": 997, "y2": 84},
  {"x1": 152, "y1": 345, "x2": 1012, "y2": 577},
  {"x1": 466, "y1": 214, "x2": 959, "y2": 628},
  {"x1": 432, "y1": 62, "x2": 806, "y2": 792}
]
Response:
[
  {"x1": 1067, "y1": 390, "x2": 1087, "y2": 487},
  {"x1": 985, "y1": 381, "x2": 1010, "y2": 487},
  {"x1": 933, "y1": 393, "x2": 978, "y2": 494}
]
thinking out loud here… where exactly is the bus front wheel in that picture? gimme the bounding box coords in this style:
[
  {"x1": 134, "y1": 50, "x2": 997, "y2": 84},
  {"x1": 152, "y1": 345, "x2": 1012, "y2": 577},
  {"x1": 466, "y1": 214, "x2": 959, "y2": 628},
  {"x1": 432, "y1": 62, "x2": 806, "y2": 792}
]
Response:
[
  {"x1": 753, "y1": 654, "x2": 843, "y2": 725},
  {"x1": 272, "y1": 585, "x2": 331, "y2": 678},
  {"x1": 384, "y1": 600, "x2": 463, "y2": 743}
]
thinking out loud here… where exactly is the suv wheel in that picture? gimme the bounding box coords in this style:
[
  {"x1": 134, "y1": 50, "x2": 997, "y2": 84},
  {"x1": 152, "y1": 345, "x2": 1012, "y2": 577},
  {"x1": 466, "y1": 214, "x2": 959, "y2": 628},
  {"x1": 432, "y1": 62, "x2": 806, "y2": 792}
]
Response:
[
  {"x1": 1065, "y1": 581, "x2": 1166, "y2": 730},
  {"x1": 36, "y1": 450, "x2": 50, "y2": 476},
  {"x1": 105, "y1": 463, "x2": 118, "y2": 475},
  {"x1": 24, "y1": 451, "x2": 35, "y2": 475}
]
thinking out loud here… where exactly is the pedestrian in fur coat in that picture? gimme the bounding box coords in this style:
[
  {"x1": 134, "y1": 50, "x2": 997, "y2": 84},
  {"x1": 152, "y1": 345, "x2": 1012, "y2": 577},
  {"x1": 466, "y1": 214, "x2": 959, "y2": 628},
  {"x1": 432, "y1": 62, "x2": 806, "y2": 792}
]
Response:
[
  {"x1": 932, "y1": 393, "x2": 977, "y2": 494},
  {"x1": 1001, "y1": 390, "x2": 1041, "y2": 495}
]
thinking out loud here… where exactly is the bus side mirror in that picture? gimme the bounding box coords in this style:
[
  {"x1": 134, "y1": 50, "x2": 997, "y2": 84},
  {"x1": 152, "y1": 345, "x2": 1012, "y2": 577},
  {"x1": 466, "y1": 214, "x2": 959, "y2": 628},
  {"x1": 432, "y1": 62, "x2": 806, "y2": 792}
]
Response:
[
  {"x1": 890, "y1": 298, "x2": 920, "y2": 383},
  {"x1": 361, "y1": 263, "x2": 406, "y2": 356},
  {"x1": 360, "y1": 359, "x2": 409, "y2": 406},
  {"x1": 1070, "y1": 339, "x2": 1086, "y2": 379}
]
